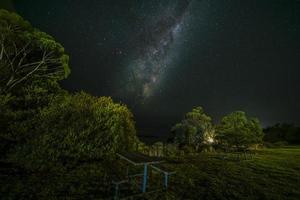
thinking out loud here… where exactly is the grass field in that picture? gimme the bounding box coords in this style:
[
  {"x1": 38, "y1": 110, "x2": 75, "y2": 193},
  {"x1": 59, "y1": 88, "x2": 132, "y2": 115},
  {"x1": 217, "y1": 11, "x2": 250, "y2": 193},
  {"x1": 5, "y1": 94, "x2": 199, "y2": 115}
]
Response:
[
  {"x1": 164, "y1": 146, "x2": 300, "y2": 200},
  {"x1": 1, "y1": 146, "x2": 300, "y2": 199}
]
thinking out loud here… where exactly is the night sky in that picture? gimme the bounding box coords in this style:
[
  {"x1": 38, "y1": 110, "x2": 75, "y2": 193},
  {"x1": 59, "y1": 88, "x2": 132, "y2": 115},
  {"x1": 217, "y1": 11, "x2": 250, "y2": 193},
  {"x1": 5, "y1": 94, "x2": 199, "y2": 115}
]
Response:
[{"x1": 4, "y1": 0, "x2": 300, "y2": 139}]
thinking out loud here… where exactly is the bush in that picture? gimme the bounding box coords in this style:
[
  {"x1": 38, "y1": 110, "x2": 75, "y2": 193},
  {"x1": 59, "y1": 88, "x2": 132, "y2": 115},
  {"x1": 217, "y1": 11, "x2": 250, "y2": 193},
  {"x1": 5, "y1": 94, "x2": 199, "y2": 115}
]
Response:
[{"x1": 9, "y1": 92, "x2": 138, "y2": 171}]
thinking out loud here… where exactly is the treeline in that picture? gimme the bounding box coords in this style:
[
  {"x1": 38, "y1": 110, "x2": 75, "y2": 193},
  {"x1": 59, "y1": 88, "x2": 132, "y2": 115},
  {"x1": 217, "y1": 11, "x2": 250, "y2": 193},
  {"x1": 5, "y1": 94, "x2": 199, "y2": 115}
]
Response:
[
  {"x1": 166, "y1": 107, "x2": 264, "y2": 153},
  {"x1": 264, "y1": 123, "x2": 300, "y2": 145}
]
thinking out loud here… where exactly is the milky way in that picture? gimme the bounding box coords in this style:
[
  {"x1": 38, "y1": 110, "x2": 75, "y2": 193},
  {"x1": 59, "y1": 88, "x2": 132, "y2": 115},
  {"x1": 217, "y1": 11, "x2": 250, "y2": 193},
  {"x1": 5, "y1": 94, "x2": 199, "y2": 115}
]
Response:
[{"x1": 125, "y1": 0, "x2": 191, "y2": 102}]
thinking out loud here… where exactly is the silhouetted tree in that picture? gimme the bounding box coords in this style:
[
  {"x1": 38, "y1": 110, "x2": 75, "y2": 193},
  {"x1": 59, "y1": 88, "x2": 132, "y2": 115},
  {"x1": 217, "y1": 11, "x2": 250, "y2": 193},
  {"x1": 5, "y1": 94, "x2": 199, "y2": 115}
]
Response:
[{"x1": 264, "y1": 123, "x2": 300, "y2": 144}]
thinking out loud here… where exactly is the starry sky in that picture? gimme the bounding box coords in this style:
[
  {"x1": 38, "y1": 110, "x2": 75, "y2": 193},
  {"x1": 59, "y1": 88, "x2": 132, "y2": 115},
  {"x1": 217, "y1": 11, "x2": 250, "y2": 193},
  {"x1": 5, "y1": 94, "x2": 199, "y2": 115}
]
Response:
[{"x1": 3, "y1": 0, "x2": 300, "y2": 139}]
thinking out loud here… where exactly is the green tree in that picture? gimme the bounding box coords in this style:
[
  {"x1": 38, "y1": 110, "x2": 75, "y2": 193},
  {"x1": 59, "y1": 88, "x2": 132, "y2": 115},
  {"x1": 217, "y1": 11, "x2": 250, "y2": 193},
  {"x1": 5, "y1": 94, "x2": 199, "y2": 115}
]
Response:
[
  {"x1": 10, "y1": 92, "x2": 138, "y2": 171},
  {"x1": 0, "y1": 9, "x2": 70, "y2": 94},
  {"x1": 0, "y1": 10, "x2": 70, "y2": 156},
  {"x1": 0, "y1": 9, "x2": 139, "y2": 198},
  {"x1": 171, "y1": 106, "x2": 214, "y2": 149},
  {"x1": 216, "y1": 111, "x2": 263, "y2": 150}
]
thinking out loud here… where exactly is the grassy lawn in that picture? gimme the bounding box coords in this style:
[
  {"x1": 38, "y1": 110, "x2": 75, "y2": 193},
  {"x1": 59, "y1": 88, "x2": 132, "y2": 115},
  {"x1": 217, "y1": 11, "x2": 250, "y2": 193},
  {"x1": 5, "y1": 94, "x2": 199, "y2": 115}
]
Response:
[
  {"x1": 1, "y1": 146, "x2": 299, "y2": 199},
  {"x1": 165, "y1": 146, "x2": 300, "y2": 200}
]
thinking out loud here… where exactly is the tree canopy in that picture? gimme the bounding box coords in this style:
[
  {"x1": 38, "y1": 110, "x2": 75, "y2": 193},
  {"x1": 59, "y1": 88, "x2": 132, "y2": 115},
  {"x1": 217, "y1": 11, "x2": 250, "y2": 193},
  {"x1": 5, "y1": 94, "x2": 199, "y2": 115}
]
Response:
[
  {"x1": 0, "y1": 9, "x2": 70, "y2": 94},
  {"x1": 171, "y1": 106, "x2": 214, "y2": 148},
  {"x1": 0, "y1": 10, "x2": 71, "y2": 157},
  {"x1": 216, "y1": 111, "x2": 263, "y2": 150}
]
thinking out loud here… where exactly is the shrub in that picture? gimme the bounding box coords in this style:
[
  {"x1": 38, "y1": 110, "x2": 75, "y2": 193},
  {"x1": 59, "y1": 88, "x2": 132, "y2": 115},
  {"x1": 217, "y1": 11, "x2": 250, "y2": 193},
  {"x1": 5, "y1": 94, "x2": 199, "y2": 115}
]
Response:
[{"x1": 9, "y1": 92, "x2": 138, "y2": 171}]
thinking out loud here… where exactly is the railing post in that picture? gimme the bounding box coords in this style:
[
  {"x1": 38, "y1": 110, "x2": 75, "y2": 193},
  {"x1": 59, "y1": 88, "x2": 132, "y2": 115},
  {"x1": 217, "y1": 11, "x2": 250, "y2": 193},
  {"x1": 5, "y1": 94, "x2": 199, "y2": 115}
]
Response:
[
  {"x1": 142, "y1": 164, "x2": 148, "y2": 193},
  {"x1": 164, "y1": 172, "x2": 169, "y2": 190},
  {"x1": 114, "y1": 184, "x2": 119, "y2": 200}
]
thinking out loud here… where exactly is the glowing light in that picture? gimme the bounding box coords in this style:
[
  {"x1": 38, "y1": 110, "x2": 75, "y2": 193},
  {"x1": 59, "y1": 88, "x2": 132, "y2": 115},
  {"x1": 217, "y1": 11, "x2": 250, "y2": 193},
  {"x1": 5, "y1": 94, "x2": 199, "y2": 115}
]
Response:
[{"x1": 207, "y1": 137, "x2": 214, "y2": 144}]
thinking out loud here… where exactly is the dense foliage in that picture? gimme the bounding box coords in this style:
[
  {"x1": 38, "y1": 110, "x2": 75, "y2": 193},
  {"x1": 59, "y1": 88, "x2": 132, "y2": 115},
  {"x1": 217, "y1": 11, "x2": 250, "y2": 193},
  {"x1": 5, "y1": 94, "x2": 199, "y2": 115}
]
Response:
[
  {"x1": 0, "y1": 81, "x2": 66, "y2": 158},
  {"x1": 171, "y1": 106, "x2": 214, "y2": 151},
  {"x1": 9, "y1": 92, "x2": 138, "y2": 171},
  {"x1": 0, "y1": 9, "x2": 71, "y2": 158},
  {"x1": 0, "y1": 9, "x2": 70, "y2": 94},
  {"x1": 264, "y1": 123, "x2": 300, "y2": 144},
  {"x1": 216, "y1": 111, "x2": 264, "y2": 150},
  {"x1": 0, "y1": 10, "x2": 139, "y2": 198}
]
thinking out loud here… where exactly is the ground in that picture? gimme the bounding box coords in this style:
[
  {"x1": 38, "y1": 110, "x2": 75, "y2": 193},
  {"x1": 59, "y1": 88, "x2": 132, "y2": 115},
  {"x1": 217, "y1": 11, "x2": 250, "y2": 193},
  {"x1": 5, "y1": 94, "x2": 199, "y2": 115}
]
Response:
[
  {"x1": 165, "y1": 146, "x2": 300, "y2": 200},
  {"x1": 1, "y1": 146, "x2": 300, "y2": 199}
]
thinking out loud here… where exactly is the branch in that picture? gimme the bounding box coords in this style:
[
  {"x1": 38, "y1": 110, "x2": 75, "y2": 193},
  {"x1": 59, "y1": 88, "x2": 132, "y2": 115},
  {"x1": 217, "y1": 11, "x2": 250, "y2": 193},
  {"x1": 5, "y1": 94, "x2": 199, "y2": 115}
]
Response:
[
  {"x1": 7, "y1": 59, "x2": 45, "y2": 91},
  {"x1": 11, "y1": 41, "x2": 31, "y2": 65},
  {"x1": 3, "y1": 47, "x2": 15, "y2": 72}
]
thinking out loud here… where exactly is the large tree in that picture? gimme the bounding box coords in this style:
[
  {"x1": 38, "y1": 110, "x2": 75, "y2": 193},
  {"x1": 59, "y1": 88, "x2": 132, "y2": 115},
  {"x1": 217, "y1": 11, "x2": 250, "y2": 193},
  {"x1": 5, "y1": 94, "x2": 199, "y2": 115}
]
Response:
[
  {"x1": 0, "y1": 10, "x2": 70, "y2": 156},
  {"x1": 0, "y1": 9, "x2": 139, "y2": 198},
  {"x1": 216, "y1": 111, "x2": 263, "y2": 150},
  {"x1": 171, "y1": 106, "x2": 214, "y2": 148},
  {"x1": 0, "y1": 9, "x2": 70, "y2": 94}
]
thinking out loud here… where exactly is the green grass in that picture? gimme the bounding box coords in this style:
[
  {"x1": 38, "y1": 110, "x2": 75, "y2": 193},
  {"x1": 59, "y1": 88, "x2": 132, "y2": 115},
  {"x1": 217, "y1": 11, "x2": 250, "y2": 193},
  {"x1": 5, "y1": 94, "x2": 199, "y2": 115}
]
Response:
[
  {"x1": 1, "y1": 146, "x2": 300, "y2": 199},
  {"x1": 165, "y1": 146, "x2": 300, "y2": 200}
]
